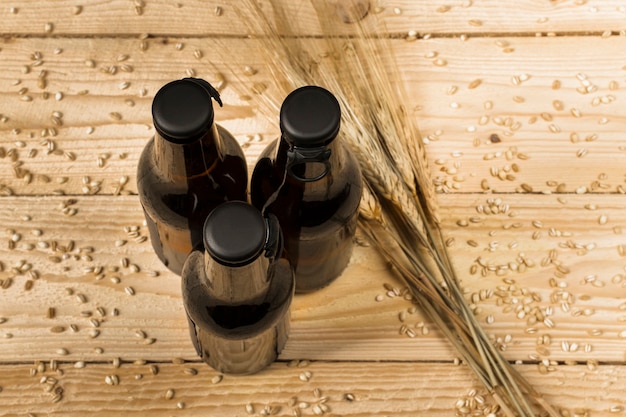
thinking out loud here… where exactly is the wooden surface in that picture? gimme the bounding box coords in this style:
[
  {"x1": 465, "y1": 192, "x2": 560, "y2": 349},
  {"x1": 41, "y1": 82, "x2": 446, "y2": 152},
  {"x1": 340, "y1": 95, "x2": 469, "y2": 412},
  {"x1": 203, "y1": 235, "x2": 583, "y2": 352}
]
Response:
[{"x1": 1, "y1": 1, "x2": 626, "y2": 416}]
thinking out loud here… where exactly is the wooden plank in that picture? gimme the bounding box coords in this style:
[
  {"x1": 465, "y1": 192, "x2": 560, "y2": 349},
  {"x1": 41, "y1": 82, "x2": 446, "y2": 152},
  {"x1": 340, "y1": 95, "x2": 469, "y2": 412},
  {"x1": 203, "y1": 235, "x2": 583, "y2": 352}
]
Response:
[
  {"x1": 408, "y1": 35, "x2": 626, "y2": 195},
  {"x1": 1, "y1": 35, "x2": 625, "y2": 195},
  {"x1": 0, "y1": 1, "x2": 623, "y2": 414},
  {"x1": 1, "y1": 193, "x2": 626, "y2": 364},
  {"x1": 0, "y1": 361, "x2": 623, "y2": 416},
  {"x1": 1, "y1": 0, "x2": 626, "y2": 36},
  {"x1": 0, "y1": 35, "x2": 271, "y2": 196}
]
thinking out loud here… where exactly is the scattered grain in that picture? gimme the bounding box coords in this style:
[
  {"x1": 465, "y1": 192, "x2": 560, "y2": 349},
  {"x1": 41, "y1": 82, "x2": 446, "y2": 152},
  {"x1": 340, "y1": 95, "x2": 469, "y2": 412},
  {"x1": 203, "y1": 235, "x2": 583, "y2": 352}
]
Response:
[
  {"x1": 548, "y1": 123, "x2": 561, "y2": 133},
  {"x1": 56, "y1": 348, "x2": 69, "y2": 356},
  {"x1": 105, "y1": 375, "x2": 120, "y2": 386},
  {"x1": 520, "y1": 183, "x2": 533, "y2": 193},
  {"x1": 552, "y1": 100, "x2": 564, "y2": 111},
  {"x1": 50, "y1": 326, "x2": 66, "y2": 334},
  {"x1": 243, "y1": 66, "x2": 257, "y2": 76},
  {"x1": 468, "y1": 79, "x2": 482, "y2": 89}
]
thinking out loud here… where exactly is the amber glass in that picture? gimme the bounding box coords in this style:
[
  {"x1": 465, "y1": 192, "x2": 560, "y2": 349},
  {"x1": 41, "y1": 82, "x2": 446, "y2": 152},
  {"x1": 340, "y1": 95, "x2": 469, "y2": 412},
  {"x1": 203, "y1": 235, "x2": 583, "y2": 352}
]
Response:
[
  {"x1": 250, "y1": 135, "x2": 362, "y2": 293},
  {"x1": 137, "y1": 121, "x2": 247, "y2": 275},
  {"x1": 181, "y1": 202, "x2": 294, "y2": 374}
]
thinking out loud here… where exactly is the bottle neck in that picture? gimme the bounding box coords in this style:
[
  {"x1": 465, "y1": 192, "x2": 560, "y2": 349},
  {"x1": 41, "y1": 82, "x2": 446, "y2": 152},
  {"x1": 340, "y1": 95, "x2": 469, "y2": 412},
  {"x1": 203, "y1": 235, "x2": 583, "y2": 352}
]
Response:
[
  {"x1": 275, "y1": 135, "x2": 342, "y2": 182},
  {"x1": 153, "y1": 123, "x2": 221, "y2": 181},
  {"x1": 204, "y1": 253, "x2": 271, "y2": 305}
]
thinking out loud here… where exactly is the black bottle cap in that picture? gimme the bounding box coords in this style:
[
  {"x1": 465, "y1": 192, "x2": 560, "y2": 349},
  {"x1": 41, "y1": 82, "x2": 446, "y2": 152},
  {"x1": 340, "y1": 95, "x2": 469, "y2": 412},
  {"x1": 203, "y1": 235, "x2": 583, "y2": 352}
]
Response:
[
  {"x1": 152, "y1": 78, "x2": 222, "y2": 144},
  {"x1": 203, "y1": 202, "x2": 266, "y2": 266},
  {"x1": 280, "y1": 86, "x2": 341, "y2": 147}
]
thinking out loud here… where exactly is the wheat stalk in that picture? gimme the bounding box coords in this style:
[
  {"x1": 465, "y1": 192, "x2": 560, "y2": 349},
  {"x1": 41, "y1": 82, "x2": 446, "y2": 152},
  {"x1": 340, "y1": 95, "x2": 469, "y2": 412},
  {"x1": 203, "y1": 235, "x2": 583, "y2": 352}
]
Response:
[{"x1": 234, "y1": 1, "x2": 559, "y2": 415}]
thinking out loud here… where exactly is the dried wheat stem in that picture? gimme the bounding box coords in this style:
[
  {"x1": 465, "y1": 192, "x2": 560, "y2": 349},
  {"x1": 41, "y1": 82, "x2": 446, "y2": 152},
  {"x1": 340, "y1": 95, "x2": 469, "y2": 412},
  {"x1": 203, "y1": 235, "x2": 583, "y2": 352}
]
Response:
[
  {"x1": 235, "y1": 0, "x2": 555, "y2": 414},
  {"x1": 359, "y1": 220, "x2": 496, "y2": 386},
  {"x1": 360, "y1": 218, "x2": 545, "y2": 416}
]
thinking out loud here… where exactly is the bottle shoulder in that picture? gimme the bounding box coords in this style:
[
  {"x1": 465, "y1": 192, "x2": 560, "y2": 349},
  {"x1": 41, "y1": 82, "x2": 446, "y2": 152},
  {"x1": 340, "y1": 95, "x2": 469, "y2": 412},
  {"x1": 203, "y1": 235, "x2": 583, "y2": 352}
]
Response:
[
  {"x1": 251, "y1": 139, "x2": 363, "y2": 220},
  {"x1": 136, "y1": 137, "x2": 155, "y2": 172},
  {"x1": 137, "y1": 129, "x2": 247, "y2": 183},
  {"x1": 181, "y1": 250, "x2": 207, "y2": 295},
  {"x1": 137, "y1": 133, "x2": 248, "y2": 218},
  {"x1": 252, "y1": 139, "x2": 361, "y2": 181},
  {"x1": 257, "y1": 139, "x2": 279, "y2": 158},
  {"x1": 215, "y1": 124, "x2": 247, "y2": 160},
  {"x1": 182, "y1": 254, "x2": 293, "y2": 338}
]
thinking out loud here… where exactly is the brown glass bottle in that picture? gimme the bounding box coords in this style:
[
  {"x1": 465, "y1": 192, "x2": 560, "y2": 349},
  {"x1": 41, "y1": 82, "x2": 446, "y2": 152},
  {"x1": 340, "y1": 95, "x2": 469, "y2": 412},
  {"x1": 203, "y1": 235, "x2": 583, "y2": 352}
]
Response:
[
  {"x1": 250, "y1": 86, "x2": 362, "y2": 293},
  {"x1": 137, "y1": 78, "x2": 248, "y2": 275},
  {"x1": 182, "y1": 201, "x2": 294, "y2": 374}
]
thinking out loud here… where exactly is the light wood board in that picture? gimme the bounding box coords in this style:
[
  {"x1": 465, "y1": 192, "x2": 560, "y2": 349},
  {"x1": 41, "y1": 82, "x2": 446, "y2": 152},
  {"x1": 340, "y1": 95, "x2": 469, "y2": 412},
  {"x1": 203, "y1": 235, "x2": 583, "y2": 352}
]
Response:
[{"x1": 2, "y1": 0, "x2": 626, "y2": 415}]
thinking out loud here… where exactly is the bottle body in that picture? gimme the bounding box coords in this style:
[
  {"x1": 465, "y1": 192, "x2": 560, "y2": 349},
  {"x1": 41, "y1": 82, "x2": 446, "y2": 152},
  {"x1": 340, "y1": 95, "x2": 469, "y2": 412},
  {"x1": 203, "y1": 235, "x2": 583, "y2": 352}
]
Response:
[
  {"x1": 250, "y1": 137, "x2": 362, "y2": 293},
  {"x1": 182, "y1": 253, "x2": 293, "y2": 374},
  {"x1": 181, "y1": 201, "x2": 294, "y2": 374},
  {"x1": 137, "y1": 124, "x2": 248, "y2": 275}
]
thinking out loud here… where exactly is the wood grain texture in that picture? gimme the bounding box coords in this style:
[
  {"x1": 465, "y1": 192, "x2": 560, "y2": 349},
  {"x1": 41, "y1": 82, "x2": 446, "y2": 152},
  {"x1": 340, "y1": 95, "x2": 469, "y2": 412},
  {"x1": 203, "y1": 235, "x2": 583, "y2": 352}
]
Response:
[
  {"x1": 1, "y1": 194, "x2": 625, "y2": 364},
  {"x1": 1, "y1": 1, "x2": 626, "y2": 414},
  {"x1": 1, "y1": 36, "x2": 625, "y2": 195},
  {"x1": 0, "y1": 361, "x2": 624, "y2": 417},
  {"x1": 1, "y1": 0, "x2": 626, "y2": 36}
]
